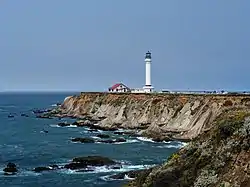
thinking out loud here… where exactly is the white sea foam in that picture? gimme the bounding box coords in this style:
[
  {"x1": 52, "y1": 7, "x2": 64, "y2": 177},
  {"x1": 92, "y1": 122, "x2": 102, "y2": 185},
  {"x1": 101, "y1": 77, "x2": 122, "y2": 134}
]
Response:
[
  {"x1": 59, "y1": 164, "x2": 154, "y2": 176},
  {"x1": 96, "y1": 139, "x2": 139, "y2": 145},
  {"x1": 66, "y1": 125, "x2": 77, "y2": 128},
  {"x1": 49, "y1": 124, "x2": 77, "y2": 128},
  {"x1": 113, "y1": 139, "x2": 139, "y2": 144},
  {"x1": 136, "y1": 137, "x2": 155, "y2": 143},
  {"x1": 91, "y1": 136, "x2": 101, "y2": 139},
  {"x1": 100, "y1": 164, "x2": 154, "y2": 181},
  {"x1": 124, "y1": 174, "x2": 135, "y2": 180},
  {"x1": 156, "y1": 142, "x2": 188, "y2": 149},
  {"x1": 49, "y1": 124, "x2": 60, "y2": 128}
]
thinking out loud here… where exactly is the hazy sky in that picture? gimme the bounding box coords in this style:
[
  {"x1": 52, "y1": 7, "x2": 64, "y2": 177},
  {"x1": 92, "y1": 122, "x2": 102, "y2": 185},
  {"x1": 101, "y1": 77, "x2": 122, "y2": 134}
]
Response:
[{"x1": 0, "y1": 1, "x2": 249, "y2": 91}]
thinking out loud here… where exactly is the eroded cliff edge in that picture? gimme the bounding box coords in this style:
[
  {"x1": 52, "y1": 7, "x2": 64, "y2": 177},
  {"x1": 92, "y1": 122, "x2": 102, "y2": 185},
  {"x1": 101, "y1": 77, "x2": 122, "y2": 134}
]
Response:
[
  {"x1": 126, "y1": 108, "x2": 250, "y2": 187},
  {"x1": 52, "y1": 92, "x2": 250, "y2": 140}
]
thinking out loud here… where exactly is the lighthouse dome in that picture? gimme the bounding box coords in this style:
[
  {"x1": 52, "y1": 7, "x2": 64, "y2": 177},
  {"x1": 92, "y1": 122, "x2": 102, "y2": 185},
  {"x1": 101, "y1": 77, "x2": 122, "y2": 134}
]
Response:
[{"x1": 145, "y1": 51, "x2": 151, "y2": 59}]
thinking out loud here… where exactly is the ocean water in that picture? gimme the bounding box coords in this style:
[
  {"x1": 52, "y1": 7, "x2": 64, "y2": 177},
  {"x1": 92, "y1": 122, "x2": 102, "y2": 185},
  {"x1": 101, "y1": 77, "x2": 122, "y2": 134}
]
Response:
[{"x1": 0, "y1": 92, "x2": 184, "y2": 187}]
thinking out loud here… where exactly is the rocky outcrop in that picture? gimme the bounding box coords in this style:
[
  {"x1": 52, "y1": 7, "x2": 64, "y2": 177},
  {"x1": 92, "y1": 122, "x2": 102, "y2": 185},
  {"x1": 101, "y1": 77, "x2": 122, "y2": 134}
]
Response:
[
  {"x1": 126, "y1": 109, "x2": 250, "y2": 187},
  {"x1": 33, "y1": 165, "x2": 59, "y2": 172},
  {"x1": 71, "y1": 137, "x2": 127, "y2": 144},
  {"x1": 3, "y1": 163, "x2": 18, "y2": 175},
  {"x1": 71, "y1": 137, "x2": 95, "y2": 143},
  {"x1": 50, "y1": 92, "x2": 250, "y2": 140},
  {"x1": 64, "y1": 156, "x2": 117, "y2": 170}
]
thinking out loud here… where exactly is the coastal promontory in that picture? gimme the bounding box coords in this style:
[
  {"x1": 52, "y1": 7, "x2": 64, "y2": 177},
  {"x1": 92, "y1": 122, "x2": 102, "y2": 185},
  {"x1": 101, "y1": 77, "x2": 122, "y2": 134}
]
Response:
[{"x1": 51, "y1": 92, "x2": 250, "y2": 141}]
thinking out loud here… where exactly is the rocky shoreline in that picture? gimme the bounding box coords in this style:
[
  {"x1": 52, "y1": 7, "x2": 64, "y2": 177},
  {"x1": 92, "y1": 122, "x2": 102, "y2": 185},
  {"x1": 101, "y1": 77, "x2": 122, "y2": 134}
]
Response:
[{"x1": 28, "y1": 93, "x2": 250, "y2": 186}]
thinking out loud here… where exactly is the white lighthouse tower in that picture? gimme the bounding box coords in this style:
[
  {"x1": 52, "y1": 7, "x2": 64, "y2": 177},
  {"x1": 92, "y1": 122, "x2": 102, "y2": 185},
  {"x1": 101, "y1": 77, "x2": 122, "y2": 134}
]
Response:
[{"x1": 143, "y1": 51, "x2": 154, "y2": 93}]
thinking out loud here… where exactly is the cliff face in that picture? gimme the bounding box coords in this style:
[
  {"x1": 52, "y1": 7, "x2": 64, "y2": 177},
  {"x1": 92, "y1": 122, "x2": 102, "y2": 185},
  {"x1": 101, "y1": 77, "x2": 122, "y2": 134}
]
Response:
[
  {"x1": 59, "y1": 92, "x2": 250, "y2": 140},
  {"x1": 126, "y1": 109, "x2": 250, "y2": 187}
]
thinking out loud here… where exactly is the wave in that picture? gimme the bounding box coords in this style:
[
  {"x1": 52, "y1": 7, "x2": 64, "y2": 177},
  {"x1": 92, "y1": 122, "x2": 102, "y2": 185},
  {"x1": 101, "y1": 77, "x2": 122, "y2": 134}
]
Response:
[
  {"x1": 95, "y1": 139, "x2": 139, "y2": 145},
  {"x1": 113, "y1": 139, "x2": 139, "y2": 144},
  {"x1": 66, "y1": 125, "x2": 77, "y2": 128},
  {"x1": 59, "y1": 163, "x2": 154, "y2": 176},
  {"x1": 156, "y1": 142, "x2": 188, "y2": 149},
  {"x1": 100, "y1": 164, "x2": 154, "y2": 181},
  {"x1": 51, "y1": 104, "x2": 59, "y2": 107},
  {"x1": 91, "y1": 136, "x2": 101, "y2": 139},
  {"x1": 136, "y1": 137, "x2": 155, "y2": 143},
  {"x1": 49, "y1": 124, "x2": 77, "y2": 128}
]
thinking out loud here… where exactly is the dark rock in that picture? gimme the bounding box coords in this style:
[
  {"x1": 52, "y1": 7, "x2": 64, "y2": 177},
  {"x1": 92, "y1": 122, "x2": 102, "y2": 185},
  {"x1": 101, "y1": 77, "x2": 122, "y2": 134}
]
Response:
[
  {"x1": 58, "y1": 122, "x2": 70, "y2": 127},
  {"x1": 64, "y1": 162, "x2": 87, "y2": 170},
  {"x1": 33, "y1": 165, "x2": 59, "y2": 172},
  {"x1": 88, "y1": 129, "x2": 99, "y2": 132},
  {"x1": 98, "y1": 139, "x2": 115, "y2": 144},
  {"x1": 72, "y1": 156, "x2": 116, "y2": 167},
  {"x1": 71, "y1": 137, "x2": 95, "y2": 143},
  {"x1": 21, "y1": 113, "x2": 29, "y2": 117},
  {"x1": 97, "y1": 134, "x2": 110, "y2": 139},
  {"x1": 109, "y1": 165, "x2": 122, "y2": 170},
  {"x1": 115, "y1": 137, "x2": 126, "y2": 143},
  {"x1": 64, "y1": 155, "x2": 116, "y2": 170},
  {"x1": 3, "y1": 162, "x2": 17, "y2": 173},
  {"x1": 8, "y1": 114, "x2": 14, "y2": 118},
  {"x1": 33, "y1": 167, "x2": 52, "y2": 172}
]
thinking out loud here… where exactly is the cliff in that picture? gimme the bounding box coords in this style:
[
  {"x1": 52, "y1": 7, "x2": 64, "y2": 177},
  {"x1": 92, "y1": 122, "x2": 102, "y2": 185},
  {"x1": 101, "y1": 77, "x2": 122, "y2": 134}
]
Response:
[
  {"x1": 126, "y1": 108, "x2": 250, "y2": 187},
  {"x1": 56, "y1": 92, "x2": 250, "y2": 140}
]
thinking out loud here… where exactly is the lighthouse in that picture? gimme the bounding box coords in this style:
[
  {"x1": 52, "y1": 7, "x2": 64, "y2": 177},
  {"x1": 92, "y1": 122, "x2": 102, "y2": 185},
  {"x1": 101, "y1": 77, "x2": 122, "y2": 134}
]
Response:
[{"x1": 143, "y1": 51, "x2": 154, "y2": 93}]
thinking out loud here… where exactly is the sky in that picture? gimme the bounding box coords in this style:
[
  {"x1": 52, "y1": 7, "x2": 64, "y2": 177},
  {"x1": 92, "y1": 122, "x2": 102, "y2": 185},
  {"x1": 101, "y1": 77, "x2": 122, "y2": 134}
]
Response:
[{"x1": 0, "y1": 0, "x2": 250, "y2": 92}]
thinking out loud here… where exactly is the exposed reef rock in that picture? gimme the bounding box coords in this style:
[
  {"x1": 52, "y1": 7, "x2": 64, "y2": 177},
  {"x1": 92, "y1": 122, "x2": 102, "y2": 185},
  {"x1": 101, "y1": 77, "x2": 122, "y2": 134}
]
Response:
[
  {"x1": 64, "y1": 156, "x2": 117, "y2": 170},
  {"x1": 126, "y1": 109, "x2": 250, "y2": 187},
  {"x1": 71, "y1": 137, "x2": 95, "y2": 143},
  {"x1": 3, "y1": 163, "x2": 18, "y2": 175},
  {"x1": 47, "y1": 92, "x2": 250, "y2": 140},
  {"x1": 33, "y1": 165, "x2": 59, "y2": 172}
]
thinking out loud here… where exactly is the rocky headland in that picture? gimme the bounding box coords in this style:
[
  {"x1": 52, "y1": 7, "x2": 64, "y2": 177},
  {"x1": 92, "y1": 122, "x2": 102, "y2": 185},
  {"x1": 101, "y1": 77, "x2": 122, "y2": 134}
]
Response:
[
  {"x1": 36, "y1": 92, "x2": 250, "y2": 186},
  {"x1": 44, "y1": 92, "x2": 250, "y2": 141}
]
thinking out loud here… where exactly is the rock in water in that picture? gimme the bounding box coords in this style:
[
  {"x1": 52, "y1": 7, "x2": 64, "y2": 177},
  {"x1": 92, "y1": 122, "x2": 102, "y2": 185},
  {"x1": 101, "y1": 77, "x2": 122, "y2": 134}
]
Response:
[
  {"x1": 33, "y1": 167, "x2": 52, "y2": 172},
  {"x1": 115, "y1": 137, "x2": 126, "y2": 143},
  {"x1": 71, "y1": 137, "x2": 95, "y2": 143},
  {"x1": 64, "y1": 156, "x2": 116, "y2": 170},
  {"x1": 3, "y1": 162, "x2": 18, "y2": 174},
  {"x1": 21, "y1": 113, "x2": 29, "y2": 117},
  {"x1": 73, "y1": 156, "x2": 116, "y2": 166},
  {"x1": 97, "y1": 134, "x2": 110, "y2": 139},
  {"x1": 8, "y1": 114, "x2": 14, "y2": 118},
  {"x1": 58, "y1": 122, "x2": 70, "y2": 127},
  {"x1": 33, "y1": 165, "x2": 59, "y2": 172}
]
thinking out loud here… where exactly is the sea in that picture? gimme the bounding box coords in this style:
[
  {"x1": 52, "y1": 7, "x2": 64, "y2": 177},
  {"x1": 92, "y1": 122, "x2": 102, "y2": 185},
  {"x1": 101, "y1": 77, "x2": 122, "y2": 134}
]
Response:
[{"x1": 0, "y1": 92, "x2": 185, "y2": 187}]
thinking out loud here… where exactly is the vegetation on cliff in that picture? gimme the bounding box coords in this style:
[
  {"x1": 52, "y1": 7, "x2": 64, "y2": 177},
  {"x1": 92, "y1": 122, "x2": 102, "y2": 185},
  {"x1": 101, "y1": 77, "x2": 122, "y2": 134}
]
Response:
[{"x1": 126, "y1": 109, "x2": 250, "y2": 187}]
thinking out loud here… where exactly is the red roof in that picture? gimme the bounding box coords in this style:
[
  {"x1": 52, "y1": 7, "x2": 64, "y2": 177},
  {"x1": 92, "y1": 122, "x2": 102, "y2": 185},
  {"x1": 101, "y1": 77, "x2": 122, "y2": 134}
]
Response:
[{"x1": 109, "y1": 83, "x2": 129, "y2": 90}]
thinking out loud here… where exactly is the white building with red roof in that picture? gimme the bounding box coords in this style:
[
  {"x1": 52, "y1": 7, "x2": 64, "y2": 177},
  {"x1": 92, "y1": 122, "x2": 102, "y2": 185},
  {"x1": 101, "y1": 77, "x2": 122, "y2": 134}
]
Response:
[{"x1": 108, "y1": 83, "x2": 130, "y2": 93}]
